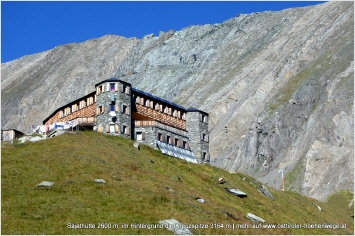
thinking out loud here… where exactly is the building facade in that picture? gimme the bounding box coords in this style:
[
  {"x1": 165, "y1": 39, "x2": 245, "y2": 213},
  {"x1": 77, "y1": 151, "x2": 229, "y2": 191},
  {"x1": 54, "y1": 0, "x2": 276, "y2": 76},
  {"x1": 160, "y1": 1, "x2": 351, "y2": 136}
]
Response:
[{"x1": 43, "y1": 78, "x2": 210, "y2": 163}]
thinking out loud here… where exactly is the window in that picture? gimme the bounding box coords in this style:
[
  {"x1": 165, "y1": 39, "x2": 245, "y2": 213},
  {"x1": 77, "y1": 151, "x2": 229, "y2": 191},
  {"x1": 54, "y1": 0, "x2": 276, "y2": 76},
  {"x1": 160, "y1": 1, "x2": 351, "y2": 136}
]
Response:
[
  {"x1": 167, "y1": 135, "x2": 171, "y2": 144},
  {"x1": 125, "y1": 86, "x2": 130, "y2": 94},
  {"x1": 110, "y1": 125, "x2": 115, "y2": 133},
  {"x1": 164, "y1": 106, "x2": 169, "y2": 114},
  {"x1": 175, "y1": 138, "x2": 179, "y2": 146},
  {"x1": 110, "y1": 83, "x2": 115, "y2": 92},
  {"x1": 202, "y1": 152, "x2": 207, "y2": 161},
  {"x1": 201, "y1": 133, "x2": 209, "y2": 142},
  {"x1": 110, "y1": 104, "x2": 115, "y2": 112},
  {"x1": 183, "y1": 141, "x2": 187, "y2": 150},
  {"x1": 97, "y1": 106, "x2": 104, "y2": 115},
  {"x1": 122, "y1": 84, "x2": 130, "y2": 94},
  {"x1": 182, "y1": 112, "x2": 186, "y2": 120},
  {"x1": 97, "y1": 85, "x2": 103, "y2": 95},
  {"x1": 145, "y1": 99, "x2": 150, "y2": 107},
  {"x1": 158, "y1": 132, "x2": 163, "y2": 141},
  {"x1": 122, "y1": 125, "x2": 130, "y2": 135},
  {"x1": 201, "y1": 114, "x2": 208, "y2": 123},
  {"x1": 121, "y1": 105, "x2": 129, "y2": 115},
  {"x1": 136, "y1": 132, "x2": 142, "y2": 141}
]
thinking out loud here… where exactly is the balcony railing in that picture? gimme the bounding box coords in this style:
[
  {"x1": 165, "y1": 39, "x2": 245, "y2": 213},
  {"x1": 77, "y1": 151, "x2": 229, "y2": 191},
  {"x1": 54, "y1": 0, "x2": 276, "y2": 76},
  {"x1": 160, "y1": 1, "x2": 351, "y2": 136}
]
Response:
[
  {"x1": 134, "y1": 120, "x2": 187, "y2": 137},
  {"x1": 73, "y1": 116, "x2": 96, "y2": 124}
]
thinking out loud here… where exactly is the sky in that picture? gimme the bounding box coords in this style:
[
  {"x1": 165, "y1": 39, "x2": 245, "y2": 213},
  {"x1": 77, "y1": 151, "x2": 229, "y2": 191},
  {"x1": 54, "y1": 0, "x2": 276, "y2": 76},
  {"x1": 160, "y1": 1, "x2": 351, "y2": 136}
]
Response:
[{"x1": 1, "y1": 1, "x2": 326, "y2": 63}]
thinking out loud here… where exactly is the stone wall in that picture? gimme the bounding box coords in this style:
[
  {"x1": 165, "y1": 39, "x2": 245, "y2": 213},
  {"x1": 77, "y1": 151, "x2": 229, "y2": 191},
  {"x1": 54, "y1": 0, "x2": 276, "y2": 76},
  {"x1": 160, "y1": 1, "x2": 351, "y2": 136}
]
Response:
[
  {"x1": 134, "y1": 125, "x2": 190, "y2": 150},
  {"x1": 96, "y1": 80, "x2": 132, "y2": 138},
  {"x1": 186, "y1": 110, "x2": 210, "y2": 163}
]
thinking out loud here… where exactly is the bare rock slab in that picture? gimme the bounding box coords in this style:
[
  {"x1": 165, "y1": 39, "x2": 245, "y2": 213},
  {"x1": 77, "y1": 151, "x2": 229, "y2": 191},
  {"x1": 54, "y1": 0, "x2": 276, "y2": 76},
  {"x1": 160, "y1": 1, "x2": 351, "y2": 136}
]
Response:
[
  {"x1": 246, "y1": 213, "x2": 265, "y2": 223},
  {"x1": 36, "y1": 181, "x2": 54, "y2": 187},
  {"x1": 95, "y1": 179, "x2": 106, "y2": 183},
  {"x1": 225, "y1": 188, "x2": 247, "y2": 197},
  {"x1": 159, "y1": 219, "x2": 193, "y2": 235}
]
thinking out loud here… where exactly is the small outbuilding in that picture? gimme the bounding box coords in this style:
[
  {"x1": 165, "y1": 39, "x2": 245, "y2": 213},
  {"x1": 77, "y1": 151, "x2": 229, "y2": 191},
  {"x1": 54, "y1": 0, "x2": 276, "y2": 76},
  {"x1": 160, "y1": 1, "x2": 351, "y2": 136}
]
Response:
[{"x1": 1, "y1": 129, "x2": 25, "y2": 141}]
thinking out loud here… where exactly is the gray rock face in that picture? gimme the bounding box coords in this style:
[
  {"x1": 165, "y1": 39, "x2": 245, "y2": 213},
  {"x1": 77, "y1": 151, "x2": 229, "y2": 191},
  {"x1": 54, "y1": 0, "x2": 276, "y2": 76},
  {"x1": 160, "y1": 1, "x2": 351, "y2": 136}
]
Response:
[{"x1": 1, "y1": 2, "x2": 353, "y2": 201}]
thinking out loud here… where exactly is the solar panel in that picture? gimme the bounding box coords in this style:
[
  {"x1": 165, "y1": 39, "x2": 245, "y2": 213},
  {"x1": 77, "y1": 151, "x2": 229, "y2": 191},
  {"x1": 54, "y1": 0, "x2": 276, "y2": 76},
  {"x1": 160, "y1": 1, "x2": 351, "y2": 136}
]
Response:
[{"x1": 156, "y1": 141, "x2": 197, "y2": 163}]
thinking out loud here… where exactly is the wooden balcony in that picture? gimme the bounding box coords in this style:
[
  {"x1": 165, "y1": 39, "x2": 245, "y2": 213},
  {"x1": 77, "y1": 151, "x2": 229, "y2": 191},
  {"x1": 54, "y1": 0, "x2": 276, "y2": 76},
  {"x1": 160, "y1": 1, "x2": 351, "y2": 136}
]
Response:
[{"x1": 134, "y1": 120, "x2": 187, "y2": 137}]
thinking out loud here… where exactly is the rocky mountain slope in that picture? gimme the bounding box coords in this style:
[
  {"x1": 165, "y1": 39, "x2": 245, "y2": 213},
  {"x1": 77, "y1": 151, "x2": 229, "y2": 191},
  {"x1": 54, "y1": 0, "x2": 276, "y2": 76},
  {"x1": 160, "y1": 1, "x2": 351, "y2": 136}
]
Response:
[{"x1": 1, "y1": 1, "x2": 353, "y2": 201}]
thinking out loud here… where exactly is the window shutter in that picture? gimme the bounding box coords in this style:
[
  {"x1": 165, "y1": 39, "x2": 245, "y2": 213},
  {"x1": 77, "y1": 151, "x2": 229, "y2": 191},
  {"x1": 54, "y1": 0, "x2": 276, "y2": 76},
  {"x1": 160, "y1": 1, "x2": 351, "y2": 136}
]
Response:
[
  {"x1": 106, "y1": 125, "x2": 110, "y2": 133},
  {"x1": 121, "y1": 124, "x2": 124, "y2": 134},
  {"x1": 115, "y1": 83, "x2": 118, "y2": 92},
  {"x1": 126, "y1": 127, "x2": 130, "y2": 135},
  {"x1": 121, "y1": 104, "x2": 124, "y2": 113},
  {"x1": 126, "y1": 106, "x2": 130, "y2": 115},
  {"x1": 120, "y1": 83, "x2": 124, "y2": 93},
  {"x1": 126, "y1": 86, "x2": 131, "y2": 95},
  {"x1": 200, "y1": 133, "x2": 203, "y2": 141},
  {"x1": 96, "y1": 87, "x2": 99, "y2": 95},
  {"x1": 142, "y1": 132, "x2": 145, "y2": 140},
  {"x1": 206, "y1": 153, "x2": 210, "y2": 162},
  {"x1": 206, "y1": 134, "x2": 209, "y2": 142},
  {"x1": 96, "y1": 107, "x2": 99, "y2": 115},
  {"x1": 115, "y1": 105, "x2": 119, "y2": 112},
  {"x1": 107, "y1": 83, "x2": 110, "y2": 92},
  {"x1": 115, "y1": 124, "x2": 119, "y2": 133}
]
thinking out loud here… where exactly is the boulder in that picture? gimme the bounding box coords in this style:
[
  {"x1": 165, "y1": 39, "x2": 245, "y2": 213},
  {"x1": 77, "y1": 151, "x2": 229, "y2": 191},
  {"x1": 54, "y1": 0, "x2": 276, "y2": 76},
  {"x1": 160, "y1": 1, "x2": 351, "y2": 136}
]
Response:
[
  {"x1": 196, "y1": 198, "x2": 205, "y2": 203},
  {"x1": 36, "y1": 181, "x2": 54, "y2": 187},
  {"x1": 94, "y1": 179, "x2": 106, "y2": 184},
  {"x1": 257, "y1": 185, "x2": 275, "y2": 200},
  {"x1": 159, "y1": 219, "x2": 192, "y2": 235},
  {"x1": 225, "y1": 188, "x2": 247, "y2": 197},
  {"x1": 133, "y1": 142, "x2": 140, "y2": 150},
  {"x1": 246, "y1": 213, "x2": 265, "y2": 223},
  {"x1": 29, "y1": 136, "x2": 44, "y2": 142},
  {"x1": 218, "y1": 177, "x2": 226, "y2": 184}
]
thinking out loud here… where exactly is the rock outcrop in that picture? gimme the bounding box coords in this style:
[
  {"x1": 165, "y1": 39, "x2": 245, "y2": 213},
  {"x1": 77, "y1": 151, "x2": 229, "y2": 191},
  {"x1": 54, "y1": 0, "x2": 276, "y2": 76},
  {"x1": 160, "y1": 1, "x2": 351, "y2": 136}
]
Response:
[{"x1": 1, "y1": 2, "x2": 353, "y2": 201}]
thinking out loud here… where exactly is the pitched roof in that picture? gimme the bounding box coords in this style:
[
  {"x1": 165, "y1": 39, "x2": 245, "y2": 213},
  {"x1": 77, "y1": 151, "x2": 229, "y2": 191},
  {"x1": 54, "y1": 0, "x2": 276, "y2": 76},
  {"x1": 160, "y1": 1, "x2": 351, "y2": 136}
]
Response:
[{"x1": 132, "y1": 87, "x2": 186, "y2": 110}]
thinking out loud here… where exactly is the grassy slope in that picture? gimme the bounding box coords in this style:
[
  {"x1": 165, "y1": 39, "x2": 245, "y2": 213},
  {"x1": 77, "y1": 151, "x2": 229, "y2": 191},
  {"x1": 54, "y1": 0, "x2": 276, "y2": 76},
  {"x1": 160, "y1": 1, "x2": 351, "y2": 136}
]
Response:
[{"x1": 1, "y1": 131, "x2": 353, "y2": 235}]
